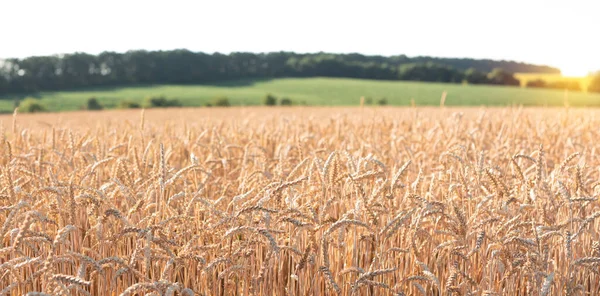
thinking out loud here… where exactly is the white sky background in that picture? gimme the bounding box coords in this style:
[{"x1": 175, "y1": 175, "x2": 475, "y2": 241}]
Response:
[{"x1": 1, "y1": 0, "x2": 599, "y2": 75}]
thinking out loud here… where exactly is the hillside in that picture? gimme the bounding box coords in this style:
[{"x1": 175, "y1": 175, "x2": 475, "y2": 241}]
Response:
[
  {"x1": 0, "y1": 51, "x2": 560, "y2": 95},
  {"x1": 3, "y1": 77, "x2": 600, "y2": 112}
]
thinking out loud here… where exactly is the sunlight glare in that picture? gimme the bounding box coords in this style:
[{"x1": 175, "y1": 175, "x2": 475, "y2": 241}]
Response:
[{"x1": 561, "y1": 64, "x2": 592, "y2": 77}]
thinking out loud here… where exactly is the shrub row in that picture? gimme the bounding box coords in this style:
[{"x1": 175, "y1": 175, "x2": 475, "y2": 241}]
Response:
[{"x1": 15, "y1": 93, "x2": 390, "y2": 113}]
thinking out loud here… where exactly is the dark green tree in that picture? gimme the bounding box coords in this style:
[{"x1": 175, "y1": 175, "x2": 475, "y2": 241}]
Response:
[
  {"x1": 398, "y1": 62, "x2": 464, "y2": 83},
  {"x1": 263, "y1": 94, "x2": 277, "y2": 106},
  {"x1": 19, "y1": 98, "x2": 47, "y2": 113},
  {"x1": 144, "y1": 96, "x2": 181, "y2": 108},
  {"x1": 464, "y1": 68, "x2": 489, "y2": 84},
  {"x1": 86, "y1": 97, "x2": 104, "y2": 110},
  {"x1": 487, "y1": 68, "x2": 520, "y2": 86}
]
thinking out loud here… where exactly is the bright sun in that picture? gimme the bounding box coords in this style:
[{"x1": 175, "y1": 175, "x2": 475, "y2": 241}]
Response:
[{"x1": 561, "y1": 64, "x2": 592, "y2": 77}]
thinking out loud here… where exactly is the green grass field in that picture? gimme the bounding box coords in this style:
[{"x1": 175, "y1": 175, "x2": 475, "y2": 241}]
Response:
[{"x1": 2, "y1": 77, "x2": 600, "y2": 112}]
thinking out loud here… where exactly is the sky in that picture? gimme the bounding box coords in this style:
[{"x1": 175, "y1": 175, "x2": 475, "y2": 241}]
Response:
[{"x1": 2, "y1": 0, "x2": 599, "y2": 76}]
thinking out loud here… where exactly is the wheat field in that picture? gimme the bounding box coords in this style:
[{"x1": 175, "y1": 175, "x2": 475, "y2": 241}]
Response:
[{"x1": 1, "y1": 107, "x2": 600, "y2": 296}]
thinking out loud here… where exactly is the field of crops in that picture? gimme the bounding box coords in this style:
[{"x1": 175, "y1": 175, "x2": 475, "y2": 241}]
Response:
[
  {"x1": 1, "y1": 106, "x2": 600, "y2": 295},
  {"x1": 3, "y1": 77, "x2": 600, "y2": 112}
]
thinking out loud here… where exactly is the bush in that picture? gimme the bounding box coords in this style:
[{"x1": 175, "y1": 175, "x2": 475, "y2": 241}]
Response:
[
  {"x1": 263, "y1": 94, "x2": 277, "y2": 106},
  {"x1": 212, "y1": 96, "x2": 230, "y2": 107},
  {"x1": 280, "y1": 97, "x2": 292, "y2": 106},
  {"x1": 377, "y1": 98, "x2": 388, "y2": 105},
  {"x1": 144, "y1": 96, "x2": 181, "y2": 108},
  {"x1": 526, "y1": 79, "x2": 546, "y2": 88},
  {"x1": 365, "y1": 97, "x2": 373, "y2": 105},
  {"x1": 86, "y1": 97, "x2": 103, "y2": 110},
  {"x1": 118, "y1": 100, "x2": 141, "y2": 109},
  {"x1": 19, "y1": 98, "x2": 47, "y2": 113}
]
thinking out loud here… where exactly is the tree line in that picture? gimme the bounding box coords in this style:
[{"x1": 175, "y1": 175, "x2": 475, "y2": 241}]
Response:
[
  {"x1": 526, "y1": 79, "x2": 583, "y2": 91},
  {"x1": 0, "y1": 50, "x2": 566, "y2": 95}
]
